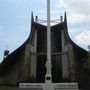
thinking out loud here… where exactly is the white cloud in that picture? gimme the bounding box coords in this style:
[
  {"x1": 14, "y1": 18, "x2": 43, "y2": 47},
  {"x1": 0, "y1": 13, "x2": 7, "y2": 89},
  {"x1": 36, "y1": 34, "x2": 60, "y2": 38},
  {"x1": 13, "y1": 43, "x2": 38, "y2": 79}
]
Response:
[
  {"x1": 67, "y1": 13, "x2": 90, "y2": 24},
  {"x1": 75, "y1": 30, "x2": 90, "y2": 46},
  {"x1": 58, "y1": 0, "x2": 90, "y2": 14},
  {"x1": 57, "y1": 0, "x2": 90, "y2": 24}
]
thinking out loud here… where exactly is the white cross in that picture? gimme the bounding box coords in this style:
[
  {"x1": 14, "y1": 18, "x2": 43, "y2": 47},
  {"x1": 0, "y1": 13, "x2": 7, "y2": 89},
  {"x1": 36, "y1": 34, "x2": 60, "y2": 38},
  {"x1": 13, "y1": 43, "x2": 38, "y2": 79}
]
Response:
[{"x1": 45, "y1": 0, "x2": 52, "y2": 83}]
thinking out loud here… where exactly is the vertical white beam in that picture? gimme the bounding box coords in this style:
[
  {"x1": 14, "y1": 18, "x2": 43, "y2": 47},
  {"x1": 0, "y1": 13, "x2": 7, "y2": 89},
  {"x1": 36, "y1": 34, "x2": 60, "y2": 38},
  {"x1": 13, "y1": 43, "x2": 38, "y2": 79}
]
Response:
[
  {"x1": 45, "y1": 0, "x2": 52, "y2": 83},
  {"x1": 47, "y1": 0, "x2": 51, "y2": 73}
]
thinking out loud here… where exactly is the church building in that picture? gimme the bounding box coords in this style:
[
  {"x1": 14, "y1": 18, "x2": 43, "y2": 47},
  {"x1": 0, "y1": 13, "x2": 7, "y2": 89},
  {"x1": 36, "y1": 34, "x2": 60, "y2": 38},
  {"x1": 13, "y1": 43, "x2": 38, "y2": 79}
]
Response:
[{"x1": 0, "y1": 12, "x2": 89, "y2": 89}]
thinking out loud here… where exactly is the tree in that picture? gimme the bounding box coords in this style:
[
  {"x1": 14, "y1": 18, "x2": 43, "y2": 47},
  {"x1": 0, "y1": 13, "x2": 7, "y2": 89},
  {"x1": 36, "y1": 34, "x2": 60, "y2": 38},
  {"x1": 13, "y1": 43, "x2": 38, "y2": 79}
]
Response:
[
  {"x1": 83, "y1": 55, "x2": 90, "y2": 69},
  {"x1": 83, "y1": 45, "x2": 90, "y2": 70}
]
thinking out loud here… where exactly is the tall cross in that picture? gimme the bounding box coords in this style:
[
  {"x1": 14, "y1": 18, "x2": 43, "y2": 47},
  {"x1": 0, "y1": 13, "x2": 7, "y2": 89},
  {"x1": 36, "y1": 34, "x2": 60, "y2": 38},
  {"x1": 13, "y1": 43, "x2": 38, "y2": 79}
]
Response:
[{"x1": 45, "y1": 0, "x2": 52, "y2": 83}]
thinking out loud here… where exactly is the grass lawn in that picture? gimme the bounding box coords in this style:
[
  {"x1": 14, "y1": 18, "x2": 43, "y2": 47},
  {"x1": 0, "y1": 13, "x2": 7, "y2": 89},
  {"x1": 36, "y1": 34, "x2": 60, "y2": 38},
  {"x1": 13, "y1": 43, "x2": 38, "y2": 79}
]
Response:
[{"x1": 0, "y1": 86, "x2": 18, "y2": 90}]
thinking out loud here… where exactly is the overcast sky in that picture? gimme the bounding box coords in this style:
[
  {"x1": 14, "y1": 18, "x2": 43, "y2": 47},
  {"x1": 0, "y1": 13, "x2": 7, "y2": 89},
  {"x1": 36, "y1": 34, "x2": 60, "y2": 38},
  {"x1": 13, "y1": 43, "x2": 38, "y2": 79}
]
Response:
[{"x1": 0, "y1": 0, "x2": 90, "y2": 62}]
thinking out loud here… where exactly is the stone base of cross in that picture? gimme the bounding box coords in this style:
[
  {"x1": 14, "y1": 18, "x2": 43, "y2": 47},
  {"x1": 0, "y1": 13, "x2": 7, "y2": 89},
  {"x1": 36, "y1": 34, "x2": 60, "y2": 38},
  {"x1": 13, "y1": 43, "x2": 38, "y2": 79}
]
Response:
[{"x1": 19, "y1": 83, "x2": 79, "y2": 90}]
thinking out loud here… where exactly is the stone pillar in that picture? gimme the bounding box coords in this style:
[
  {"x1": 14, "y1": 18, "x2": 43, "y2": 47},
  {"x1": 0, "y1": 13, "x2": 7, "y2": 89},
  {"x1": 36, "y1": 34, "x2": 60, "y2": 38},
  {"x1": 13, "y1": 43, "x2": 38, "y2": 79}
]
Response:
[
  {"x1": 61, "y1": 47, "x2": 69, "y2": 80},
  {"x1": 30, "y1": 29, "x2": 37, "y2": 81},
  {"x1": 68, "y1": 44, "x2": 75, "y2": 82},
  {"x1": 24, "y1": 44, "x2": 31, "y2": 80},
  {"x1": 30, "y1": 46, "x2": 37, "y2": 80},
  {"x1": 24, "y1": 42, "x2": 37, "y2": 82},
  {"x1": 61, "y1": 29, "x2": 69, "y2": 80}
]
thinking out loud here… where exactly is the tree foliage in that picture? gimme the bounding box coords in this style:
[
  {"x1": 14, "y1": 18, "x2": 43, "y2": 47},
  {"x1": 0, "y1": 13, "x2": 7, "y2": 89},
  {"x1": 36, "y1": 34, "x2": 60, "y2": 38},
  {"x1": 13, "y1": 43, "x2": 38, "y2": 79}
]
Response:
[{"x1": 83, "y1": 54, "x2": 90, "y2": 70}]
